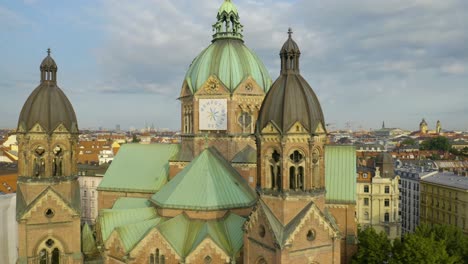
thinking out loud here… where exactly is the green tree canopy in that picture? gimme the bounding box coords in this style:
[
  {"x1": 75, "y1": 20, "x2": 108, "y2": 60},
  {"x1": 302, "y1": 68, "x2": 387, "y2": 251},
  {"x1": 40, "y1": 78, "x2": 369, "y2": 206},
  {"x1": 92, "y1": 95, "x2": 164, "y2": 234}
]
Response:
[
  {"x1": 420, "y1": 136, "x2": 451, "y2": 151},
  {"x1": 352, "y1": 227, "x2": 392, "y2": 264},
  {"x1": 401, "y1": 138, "x2": 416, "y2": 146},
  {"x1": 353, "y1": 224, "x2": 468, "y2": 263}
]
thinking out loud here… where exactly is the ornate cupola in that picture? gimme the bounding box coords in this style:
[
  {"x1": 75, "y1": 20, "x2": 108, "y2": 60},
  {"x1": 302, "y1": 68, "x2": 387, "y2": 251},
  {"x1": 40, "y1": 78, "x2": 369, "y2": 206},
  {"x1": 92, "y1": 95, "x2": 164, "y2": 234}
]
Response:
[
  {"x1": 212, "y1": 0, "x2": 243, "y2": 41},
  {"x1": 177, "y1": 0, "x2": 272, "y2": 164},
  {"x1": 256, "y1": 29, "x2": 327, "y2": 194},
  {"x1": 40, "y1": 48, "x2": 58, "y2": 83},
  {"x1": 280, "y1": 28, "x2": 301, "y2": 74},
  {"x1": 419, "y1": 118, "x2": 428, "y2": 134},
  {"x1": 16, "y1": 49, "x2": 82, "y2": 264}
]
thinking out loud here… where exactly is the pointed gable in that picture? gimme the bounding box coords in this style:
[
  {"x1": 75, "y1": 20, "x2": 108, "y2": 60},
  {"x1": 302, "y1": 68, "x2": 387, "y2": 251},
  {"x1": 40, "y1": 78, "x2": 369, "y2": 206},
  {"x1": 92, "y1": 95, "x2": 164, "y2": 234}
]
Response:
[
  {"x1": 246, "y1": 199, "x2": 340, "y2": 249},
  {"x1": 151, "y1": 148, "x2": 257, "y2": 210},
  {"x1": 18, "y1": 186, "x2": 79, "y2": 221}
]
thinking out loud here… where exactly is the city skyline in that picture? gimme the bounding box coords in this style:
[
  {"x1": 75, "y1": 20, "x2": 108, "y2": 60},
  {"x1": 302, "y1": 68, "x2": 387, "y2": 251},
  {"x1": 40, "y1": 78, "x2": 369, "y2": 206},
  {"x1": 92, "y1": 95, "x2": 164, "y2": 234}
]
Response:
[{"x1": 1, "y1": 0, "x2": 467, "y2": 131}]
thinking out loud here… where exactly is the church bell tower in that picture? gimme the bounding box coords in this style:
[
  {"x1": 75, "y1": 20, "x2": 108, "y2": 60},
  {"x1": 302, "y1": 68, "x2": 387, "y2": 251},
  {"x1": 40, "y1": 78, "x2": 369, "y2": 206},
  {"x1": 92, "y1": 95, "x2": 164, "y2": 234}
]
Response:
[{"x1": 16, "y1": 49, "x2": 82, "y2": 264}]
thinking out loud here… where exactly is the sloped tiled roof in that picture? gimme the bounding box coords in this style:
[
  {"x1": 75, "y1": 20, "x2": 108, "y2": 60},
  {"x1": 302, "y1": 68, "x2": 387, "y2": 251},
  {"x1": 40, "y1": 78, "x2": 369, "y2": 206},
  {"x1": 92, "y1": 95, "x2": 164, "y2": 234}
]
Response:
[
  {"x1": 116, "y1": 218, "x2": 165, "y2": 252},
  {"x1": 151, "y1": 148, "x2": 257, "y2": 210},
  {"x1": 82, "y1": 223, "x2": 98, "y2": 255},
  {"x1": 98, "y1": 207, "x2": 158, "y2": 242},
  {"x1": 157, "y1": 213, "x2": 246, "y2": 257},
  {"x1": 98, "y1": 144, "x2": 180, "y2": 193}
]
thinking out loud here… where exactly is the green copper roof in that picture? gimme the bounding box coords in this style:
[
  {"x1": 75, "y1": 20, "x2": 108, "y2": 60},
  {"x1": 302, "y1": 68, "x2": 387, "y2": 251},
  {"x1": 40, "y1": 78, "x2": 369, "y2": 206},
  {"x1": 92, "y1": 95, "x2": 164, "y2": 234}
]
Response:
[
  {"x1": 151, "y1": 148, "x2": 257, "y2": 210},
  {"x1": 325, "y1": 145, "x2": 357, "y2": 204},
  {"x1": 98, "y1": 144, "x2": 180, "y2": 193},
  {"x1": 82, "y1": 223, "x2": 98, "y2": 255},
  {"x1": 116, "y1": 218, "x2": 165, "y2": 253},
  {"x1": 157, "y1": 213, "x2": 246, "y2": 257},
  {"x1": 218, "y1": 0, "x2": 238, "y2": 17},
  {"x1": 98, "y1": 207, "x2": 158, "y2": 242},
  {"x1": 185, "y1": 39, "x2": 272, "y2": 93},
  {"x1": 112, "y1": 197, "x2": 152, "y2": 210}
]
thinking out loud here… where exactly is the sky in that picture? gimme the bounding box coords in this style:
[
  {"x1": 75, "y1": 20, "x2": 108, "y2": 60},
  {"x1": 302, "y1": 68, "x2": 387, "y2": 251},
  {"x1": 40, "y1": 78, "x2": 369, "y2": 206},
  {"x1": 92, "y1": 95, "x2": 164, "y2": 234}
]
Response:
[{"x1": 1, "y1": 0, "x2": 467, "y2": 131}]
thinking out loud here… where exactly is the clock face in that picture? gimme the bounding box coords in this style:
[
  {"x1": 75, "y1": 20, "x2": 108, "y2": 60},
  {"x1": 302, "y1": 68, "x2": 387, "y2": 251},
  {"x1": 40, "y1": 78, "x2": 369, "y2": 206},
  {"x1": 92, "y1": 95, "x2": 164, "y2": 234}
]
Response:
[{"x1": 199, "y1": 99, "x2": 227, "y2": 130}]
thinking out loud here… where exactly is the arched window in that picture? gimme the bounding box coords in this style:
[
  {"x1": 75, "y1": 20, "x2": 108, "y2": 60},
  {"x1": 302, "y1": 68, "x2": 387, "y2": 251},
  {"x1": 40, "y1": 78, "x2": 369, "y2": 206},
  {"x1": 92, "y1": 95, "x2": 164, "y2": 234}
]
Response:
[
  {"x1": 51, "y1": 248, "x2": 60, "y2": 264},
  {"x1": 268, "y1": 150, "x2": 281, "y2": 190},
  {"x1": 364, "y1": 211, "x2": 369, "y2": 220},
  {"x1": 39, "y1": 249, "x2": 47, "y2": 264},
  {"x1": 312, "y1": 149, "x2": 321, "y2": 188},
  {"x1": 289, "y1": 150, "x2": 305, "y2": 191},
  {"x1": 150, "y1": 254, "x2": 154, "y2": 264},
  {"x1": 155, "y1": 249, "x2": 160, "y2": 264},
  {"x1": 384, "y1": 212, "x2": 390, "y2": 222},
  {"x1": 37, "y1": 238, "x2": 63, "y2": 264}
]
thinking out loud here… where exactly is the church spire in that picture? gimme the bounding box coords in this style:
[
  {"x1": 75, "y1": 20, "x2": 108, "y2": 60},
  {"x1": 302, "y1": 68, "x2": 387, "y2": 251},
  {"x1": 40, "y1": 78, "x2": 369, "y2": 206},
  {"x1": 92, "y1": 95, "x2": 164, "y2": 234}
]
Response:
[
  {"x1": 212, "y1": 0, "x2": 243, "y2": 41},
  {"x1": 280, "y1": 28, "x2": 301, "y2": 74},
  {"x1": 40, "y1": 48, "x2": 58, "y2": 83}
]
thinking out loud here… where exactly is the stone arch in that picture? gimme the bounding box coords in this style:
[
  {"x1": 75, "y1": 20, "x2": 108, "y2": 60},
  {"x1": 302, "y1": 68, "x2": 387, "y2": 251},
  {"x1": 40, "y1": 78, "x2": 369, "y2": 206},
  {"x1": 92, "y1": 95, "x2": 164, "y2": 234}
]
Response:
[
  {"x1": 34, "y1": 236, "x2": 67, "y2": 264},
  {"x1": 265, "y1": 148, "x2": 281, "y2": 190},
  {"x1": 311, "y1": 146, "x2": 323, "y2": 189},
  {"x1": 34, "y1": 235, "x2": 68, "y2": 254},
  {"x1": 287, "y1": 148, "x2": 306, "y2": 191},
  {"x1": 256, "y1": 256, "x2": 267, "y2": 264}
]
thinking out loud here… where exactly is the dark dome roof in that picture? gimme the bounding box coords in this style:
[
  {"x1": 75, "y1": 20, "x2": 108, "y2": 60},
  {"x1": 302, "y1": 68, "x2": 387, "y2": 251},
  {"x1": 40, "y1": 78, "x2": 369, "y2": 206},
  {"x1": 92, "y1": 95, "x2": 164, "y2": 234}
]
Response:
[
  {"x1": 40, "y1": 49, "x2": 57, "y2": 71},
  {"x1": 257, "y1": 74, "x2": 325, "y2": 134},
  {"x1": 18, "y1": 52, "x2": 78, "y2": 134},
  {"x1": 281, "y1": 29, "x2": 300, "y2": 54},
  {"x1": 257, "y1": 29, "x2": 325, "y2": 134},
  {"x1": 375, "y1": 152, "x2": 395, "y2": 178}
]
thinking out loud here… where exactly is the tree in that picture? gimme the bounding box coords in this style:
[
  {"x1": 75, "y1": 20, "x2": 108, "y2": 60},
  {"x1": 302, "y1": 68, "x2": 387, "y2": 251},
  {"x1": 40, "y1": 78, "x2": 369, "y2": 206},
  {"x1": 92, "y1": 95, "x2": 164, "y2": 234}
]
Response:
[
  {"x1": 401, "y1": 138, "x2": 416, "y2": 146},
  {"x1": 415, "y1": 224, "x2": 468, "y2": 262},
  {"x1": 420, "y1": 136, "x2": 451, "y2": 151},
  {"x1": 131, "y1": 134, "x2": 140, "y2": 143},
  {"x1": 352, "y1": 227, "x2": 392, "y2": 264},
  {"x1": 391, "y1": 232, "x2": 457, "y2": 264}
]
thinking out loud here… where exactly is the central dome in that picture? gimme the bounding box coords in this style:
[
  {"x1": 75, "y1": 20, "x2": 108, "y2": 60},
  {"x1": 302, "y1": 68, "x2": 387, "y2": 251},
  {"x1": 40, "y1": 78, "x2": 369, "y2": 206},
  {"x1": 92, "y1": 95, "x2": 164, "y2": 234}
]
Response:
[
  {"x1": 184, "y1": 0, "x2": 271, "y2": 94},
  {"x1": 185, "y1": 39, "x2": 271, "y2": 93}
]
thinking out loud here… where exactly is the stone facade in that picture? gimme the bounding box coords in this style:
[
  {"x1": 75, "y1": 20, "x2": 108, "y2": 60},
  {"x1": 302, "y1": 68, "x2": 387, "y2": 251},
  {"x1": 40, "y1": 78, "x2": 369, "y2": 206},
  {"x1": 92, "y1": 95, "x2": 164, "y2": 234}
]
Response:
[
  {"x1": 16, "y1": 51, "x2": 83, "y2": 264},
  {"x1": 356, "y1": 167, "x2": 401, "y2": 239}
]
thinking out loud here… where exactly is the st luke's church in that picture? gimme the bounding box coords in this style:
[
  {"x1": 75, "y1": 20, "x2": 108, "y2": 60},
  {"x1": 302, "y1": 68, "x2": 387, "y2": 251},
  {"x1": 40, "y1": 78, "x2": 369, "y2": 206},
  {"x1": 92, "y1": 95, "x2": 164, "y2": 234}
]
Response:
[{"x1": 16, "y1": 1, "x2": 358, "y2": 263}]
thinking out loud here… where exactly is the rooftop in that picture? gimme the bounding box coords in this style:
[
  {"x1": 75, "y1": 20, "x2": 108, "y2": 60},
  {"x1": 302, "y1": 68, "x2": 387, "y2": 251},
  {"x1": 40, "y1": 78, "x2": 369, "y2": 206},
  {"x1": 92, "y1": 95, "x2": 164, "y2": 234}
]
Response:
[{"x1": 422, "y1": 172, "x2": 468, "y2": 190}]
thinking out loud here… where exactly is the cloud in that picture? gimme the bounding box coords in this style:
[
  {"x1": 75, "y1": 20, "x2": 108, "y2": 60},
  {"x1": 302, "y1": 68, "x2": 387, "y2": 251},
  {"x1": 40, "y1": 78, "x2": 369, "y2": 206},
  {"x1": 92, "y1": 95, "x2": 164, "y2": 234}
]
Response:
[{"x1": 3, "y1": 0, "x2": 468, "y2": 130}]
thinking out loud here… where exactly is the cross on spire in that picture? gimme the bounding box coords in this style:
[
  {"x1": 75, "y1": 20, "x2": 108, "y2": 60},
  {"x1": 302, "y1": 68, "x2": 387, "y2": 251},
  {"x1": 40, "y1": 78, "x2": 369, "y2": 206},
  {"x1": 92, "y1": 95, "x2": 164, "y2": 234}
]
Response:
[
  {"x1": 47, "y1": 48, "x2": 51, "y2": 56},
  {"x1": 288, "y1": 27, "x2": 293, "y2": 38}
]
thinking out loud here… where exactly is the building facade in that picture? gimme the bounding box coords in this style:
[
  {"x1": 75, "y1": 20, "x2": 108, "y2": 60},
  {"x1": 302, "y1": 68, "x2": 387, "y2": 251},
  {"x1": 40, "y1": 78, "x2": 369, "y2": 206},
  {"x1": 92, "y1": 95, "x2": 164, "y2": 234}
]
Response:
[
  {"x1": 420, "y1": 172, "x2": 468, "y2": 235},
  {"x1": 395, "y1": 165, "x2": 437, "y2": 234},
  {"x1": 356, "y1": 153, "x2": 401, "y2": 239},
  {"x1": 78, "y1": 170, "x2": 105, "y2": 225},
  {"x1": 0, "y1": 193, "x2": 17, "y2": 264}
]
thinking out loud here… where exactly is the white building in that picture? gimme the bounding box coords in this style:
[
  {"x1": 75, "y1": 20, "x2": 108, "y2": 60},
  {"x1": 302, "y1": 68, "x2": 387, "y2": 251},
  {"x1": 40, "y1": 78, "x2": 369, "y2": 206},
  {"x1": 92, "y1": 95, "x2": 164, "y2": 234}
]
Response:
[
  {"x1": 78, "y1": 166, "x2": 107, "y2": 225},
  {"x1": 0, "y1": 193, "x2": 17, "y2": 264},
  {"x1": 356, "y1": 153, "x2": 401, "y2": 239},
  {"x1": 396, "y1": 164, "x2": 437, "y2": 234},
  {"x1": 98, "y1": 149, "x2": 114, "y2": 165}
]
